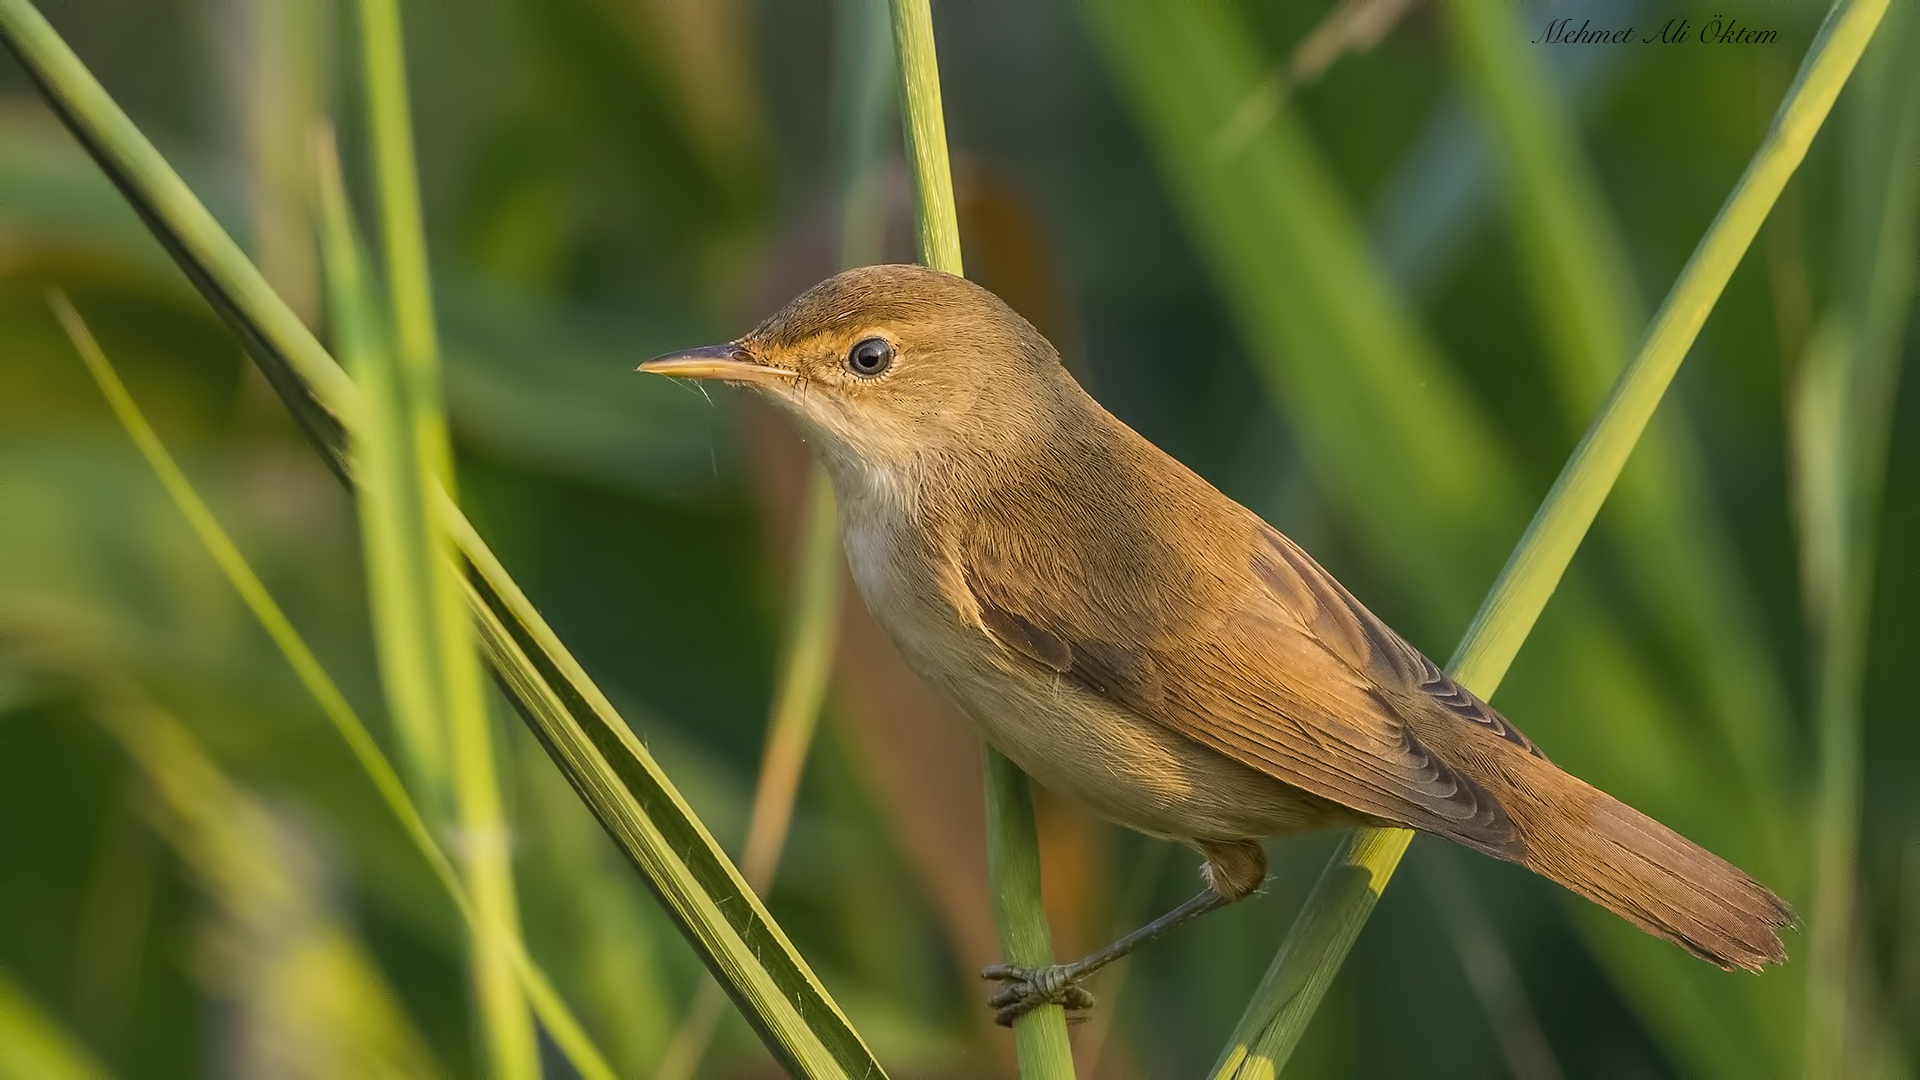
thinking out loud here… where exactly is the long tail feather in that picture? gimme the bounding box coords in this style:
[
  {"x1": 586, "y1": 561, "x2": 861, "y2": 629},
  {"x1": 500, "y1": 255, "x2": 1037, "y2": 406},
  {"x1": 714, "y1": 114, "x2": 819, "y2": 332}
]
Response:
[{"x1": 1486, "y1": 759, "x2": 1793, "y2": 970}]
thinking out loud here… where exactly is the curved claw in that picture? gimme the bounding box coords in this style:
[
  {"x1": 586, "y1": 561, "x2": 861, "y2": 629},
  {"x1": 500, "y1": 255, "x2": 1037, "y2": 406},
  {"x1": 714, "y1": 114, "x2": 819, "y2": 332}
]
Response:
[{"x1": 986, "y1": 983, "x2": 1025, "y2": 1009}]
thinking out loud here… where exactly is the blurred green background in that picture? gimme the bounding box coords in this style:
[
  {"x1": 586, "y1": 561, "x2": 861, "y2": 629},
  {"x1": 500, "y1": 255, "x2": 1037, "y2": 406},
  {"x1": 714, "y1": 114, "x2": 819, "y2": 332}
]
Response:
[{"x1": 1, "y1": 0, "x2": 1914, "y2": 1075}]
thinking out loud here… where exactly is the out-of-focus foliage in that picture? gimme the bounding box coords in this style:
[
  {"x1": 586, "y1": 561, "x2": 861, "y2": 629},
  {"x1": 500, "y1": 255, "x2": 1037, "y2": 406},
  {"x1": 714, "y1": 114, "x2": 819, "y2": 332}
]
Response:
[
  {"x1": 1, "y1": 0, "x2": 1914, "y2": 1077},
  {"x1": 2, "y1": 0, "x2": 887, "y2": 1066}
]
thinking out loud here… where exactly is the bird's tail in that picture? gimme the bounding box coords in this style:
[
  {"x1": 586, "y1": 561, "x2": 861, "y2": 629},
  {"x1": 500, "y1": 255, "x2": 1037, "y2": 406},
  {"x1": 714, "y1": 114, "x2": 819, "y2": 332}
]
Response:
[{"x1": 1486, "y1": 759, "x2": 1794, "y2": 971}]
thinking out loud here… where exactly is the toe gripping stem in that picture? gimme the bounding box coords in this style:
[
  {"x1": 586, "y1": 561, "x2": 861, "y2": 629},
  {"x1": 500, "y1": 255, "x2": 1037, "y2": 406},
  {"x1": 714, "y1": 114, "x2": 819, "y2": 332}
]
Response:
[{"x1": 982, "y1": 885, "x2": 1240, "y2": 1025}]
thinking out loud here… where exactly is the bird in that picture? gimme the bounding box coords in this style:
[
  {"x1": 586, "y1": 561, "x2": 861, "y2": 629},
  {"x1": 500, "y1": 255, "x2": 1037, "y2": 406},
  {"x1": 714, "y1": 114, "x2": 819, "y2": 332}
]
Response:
[{"x1": 639, "y1": 263, "x2": 1793, "y2": 1025}]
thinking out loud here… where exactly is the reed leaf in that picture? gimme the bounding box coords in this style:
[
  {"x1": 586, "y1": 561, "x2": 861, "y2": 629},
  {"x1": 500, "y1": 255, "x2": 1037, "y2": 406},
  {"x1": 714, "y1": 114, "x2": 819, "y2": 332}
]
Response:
[
  {"x1": 49, "y1": 288, "x2": 619, "y2": 1080},
  {"x1": 890, "y1": 0, "x2": 962, "y2": 277},
  {"x1": 355, "y1": 0, "x2": 438, "y2": 372},
  {"x1": 0, "y1": 3, "x2": 884, "y2": 1074},
  {"x1": 1795, "y1": 1, "x2": 1920, "y2": 1070},
  {"x1": 982, "y1": 754, "x2": 1075, "y2": 1076},
  {"x1": 351, "y1": 0, "x2": 539, "y2": 1063},
  {"x1": 312, "y1": 131, "x2": 448, "y2": 803},
  {"x1": 1209, "y1": 0, "x2": 1889, "y2": 1073},
  {"x1": 313, "y1": 110, "x2": 538, "y2": 1074},
  {"x1": 887, "y1": 0, "x2": 1073, "y2": 1074}
]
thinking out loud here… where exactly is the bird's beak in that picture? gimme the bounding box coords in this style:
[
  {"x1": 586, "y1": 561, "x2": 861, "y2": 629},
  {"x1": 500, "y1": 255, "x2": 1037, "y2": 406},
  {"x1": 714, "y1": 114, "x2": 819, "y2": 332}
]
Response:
[{"x1": 637, "y1": 343, "x2": 796, "y2": 387}]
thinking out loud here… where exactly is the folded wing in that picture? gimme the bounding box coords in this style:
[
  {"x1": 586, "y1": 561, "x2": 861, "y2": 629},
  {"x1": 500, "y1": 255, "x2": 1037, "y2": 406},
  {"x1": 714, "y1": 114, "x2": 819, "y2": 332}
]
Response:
[{"x1": 960, "y1": 517, "x2": 1531, "y2": 861}]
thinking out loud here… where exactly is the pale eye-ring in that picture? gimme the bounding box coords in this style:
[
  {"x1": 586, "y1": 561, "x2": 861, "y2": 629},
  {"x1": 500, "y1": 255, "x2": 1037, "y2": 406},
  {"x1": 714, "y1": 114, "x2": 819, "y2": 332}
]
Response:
[{"x1": 846, "y1": 337, "x2": 894, "y2": 378}]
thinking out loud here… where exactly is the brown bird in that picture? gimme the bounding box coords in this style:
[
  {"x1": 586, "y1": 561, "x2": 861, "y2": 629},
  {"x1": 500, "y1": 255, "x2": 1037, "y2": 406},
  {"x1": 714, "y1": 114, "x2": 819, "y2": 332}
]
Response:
[{"x1": 641, "y1": 264, "x2": 1792, "y2": 1024}]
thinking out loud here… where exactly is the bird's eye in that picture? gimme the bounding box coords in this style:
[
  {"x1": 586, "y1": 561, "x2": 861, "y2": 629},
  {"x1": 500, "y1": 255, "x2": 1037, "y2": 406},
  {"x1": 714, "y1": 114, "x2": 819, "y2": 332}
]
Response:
[{"x1": 846, "y1": 337, "x2": 894, "y2": 378}]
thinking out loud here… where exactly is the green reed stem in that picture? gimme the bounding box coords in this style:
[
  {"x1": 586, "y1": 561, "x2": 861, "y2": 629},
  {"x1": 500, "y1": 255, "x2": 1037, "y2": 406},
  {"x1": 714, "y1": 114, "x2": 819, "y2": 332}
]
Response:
[
  {"x1": 313, "y1": 124, "x2": 448, "y2": 801},
  {"x1": 1212, "y1": 0, "x2": 1890, "y2": 1074},
  {"x1": 891, "y1": 0, "x2": 963, "y2": 276},
  {"x1": 357, "y1": 0, "x2": 437, "y2": 371},
  {"x1": 983, "y1": 755, "x2": 1076, "y2": 1076},
  {"x1": 888, "y1": 0, "x2": 1073, "y2": 1075},
  {"x1": 50, "y1": 290, "x2": 616, "y2": 1080},
  {"x1": 335, "y1": 7, "x2": 541, "y2": 1058}
]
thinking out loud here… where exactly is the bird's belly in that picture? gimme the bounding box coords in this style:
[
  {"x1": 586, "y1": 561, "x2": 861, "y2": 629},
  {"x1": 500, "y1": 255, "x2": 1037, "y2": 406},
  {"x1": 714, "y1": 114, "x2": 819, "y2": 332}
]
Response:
[
  {"x1": 842, "y1": 511, "x2": 1348, "y2": 843},
  {"x1": 857, "y1": 585, "x2": 1335, "y2": 842},
  {"x1": 932, "y1": 647, "x2": 1340, "y2": 842}
]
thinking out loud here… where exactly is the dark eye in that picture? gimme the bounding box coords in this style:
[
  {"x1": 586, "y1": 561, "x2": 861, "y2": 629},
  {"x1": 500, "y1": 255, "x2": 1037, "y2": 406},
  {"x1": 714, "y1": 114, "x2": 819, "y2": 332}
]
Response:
[{"x1": 846, "y1": 337, "x2": 894, "y2": 378}]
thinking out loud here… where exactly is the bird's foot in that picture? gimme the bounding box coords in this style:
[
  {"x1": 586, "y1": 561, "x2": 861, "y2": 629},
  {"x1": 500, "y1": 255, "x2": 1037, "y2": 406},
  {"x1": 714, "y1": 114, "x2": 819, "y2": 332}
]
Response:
[{"x1": 981, "y1": 962, "x2": 1096, "y2": 1027}]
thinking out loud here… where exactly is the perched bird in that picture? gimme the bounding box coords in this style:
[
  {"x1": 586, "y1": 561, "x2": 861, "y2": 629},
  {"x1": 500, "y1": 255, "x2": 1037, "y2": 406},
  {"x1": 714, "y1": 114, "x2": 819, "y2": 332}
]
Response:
[{"x1": 641, "y1": 264, "x2": 1792, "y2": 1024}]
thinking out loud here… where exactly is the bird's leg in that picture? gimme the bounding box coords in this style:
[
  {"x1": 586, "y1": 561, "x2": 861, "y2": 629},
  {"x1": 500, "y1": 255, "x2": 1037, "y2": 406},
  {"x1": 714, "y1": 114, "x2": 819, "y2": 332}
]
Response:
[
  {"x1": 982, "y1": 889, "x2": 1231, "y2": 1024},
  {"x1": 981, "y1": 839, "x2": 1265, "y2": 1026}
]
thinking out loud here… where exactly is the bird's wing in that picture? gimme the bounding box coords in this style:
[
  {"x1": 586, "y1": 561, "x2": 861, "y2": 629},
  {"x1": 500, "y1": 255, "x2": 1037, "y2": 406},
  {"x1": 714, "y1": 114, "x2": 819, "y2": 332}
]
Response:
[{"x1": 959, "y1": 520, "x2": 1538, "y2": 854}]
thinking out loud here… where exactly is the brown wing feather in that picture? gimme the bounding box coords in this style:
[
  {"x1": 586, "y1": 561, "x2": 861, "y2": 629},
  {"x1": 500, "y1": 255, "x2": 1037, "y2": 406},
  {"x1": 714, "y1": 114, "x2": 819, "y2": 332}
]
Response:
[
  {"x1": 942, "y1": 397, "x2": 1788, "y2": 968},
  {"x1": 958, "y1": 500, "x2": 1526, "y2": 857},
  {"x1": 1254, "y1": 526, "x2": 1545, "y2": 762}
]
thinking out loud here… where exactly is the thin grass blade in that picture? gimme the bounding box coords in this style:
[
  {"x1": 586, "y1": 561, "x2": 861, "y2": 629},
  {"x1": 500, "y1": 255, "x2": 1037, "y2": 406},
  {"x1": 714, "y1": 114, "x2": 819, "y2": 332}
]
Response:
[
  {"x1": 349, "y1": 0, "x2": 539, "y2": 1066},
  {"x1": 1211, "y1": 0, "x2": 1889, "y2": 1073},
  {"x1": 981, "y1": 753, "x2": 1074, "y2": 1076},
  {"x1": 0, "y1": 5, "x2": 884, "y2": 1074},
  {"x1": 890, "y1": 0, "x2": 961, "y2": 277},
  {"x1": 312, "y1": 131, "x2": 449, "y2": 801},
  {"x1": 49, "y1": 289, "x2": 620, "y2": 1080},
  {"x1": 887, "y1": 0, "x2": 1073, "y2": 1074},
  {"x1": 355, "y1": 0, "x2": 438, "y2": 372},
  {"x1": 314, "y1": 119, "x2": 538, "y2": 1075}
]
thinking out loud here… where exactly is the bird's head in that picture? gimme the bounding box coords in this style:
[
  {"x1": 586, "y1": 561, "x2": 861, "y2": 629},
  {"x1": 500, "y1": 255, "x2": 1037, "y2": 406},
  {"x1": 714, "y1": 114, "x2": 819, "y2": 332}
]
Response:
[{"x1": 640, "y1": 264, "x2": 1074, "y2": 499}]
